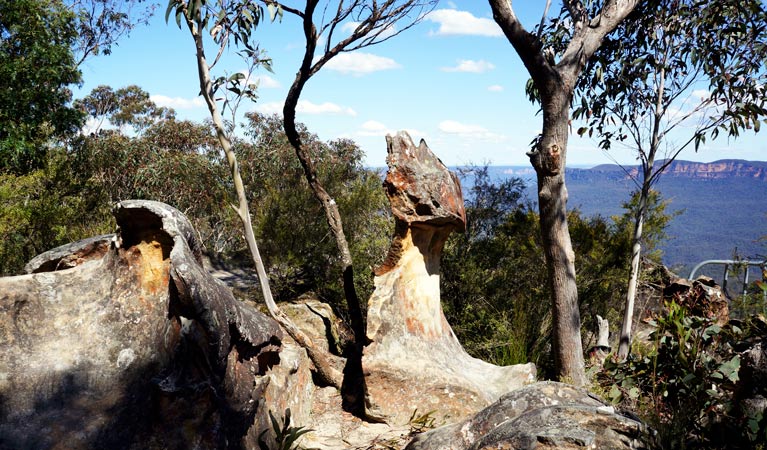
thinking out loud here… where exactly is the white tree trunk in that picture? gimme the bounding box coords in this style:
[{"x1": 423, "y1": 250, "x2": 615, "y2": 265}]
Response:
[{"x1": 617, "y1": 207, "x2": 645, "y2": 360}]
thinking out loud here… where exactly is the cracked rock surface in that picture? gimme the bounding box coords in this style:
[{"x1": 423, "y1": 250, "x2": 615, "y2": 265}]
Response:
[{"x1": 406, "y1": 381, "x2": 659, "y2": 450}]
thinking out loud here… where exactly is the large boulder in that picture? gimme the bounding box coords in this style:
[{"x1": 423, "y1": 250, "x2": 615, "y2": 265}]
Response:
[
  {"x1": 406, "y1": 381, "x2": 659, "y2": 450},
  {"x1": 0, "y1": 200, "x2": 285, "y2": 449},
  {"x1": 363, "y1": 132, "x2": 535, "y2": 424}
]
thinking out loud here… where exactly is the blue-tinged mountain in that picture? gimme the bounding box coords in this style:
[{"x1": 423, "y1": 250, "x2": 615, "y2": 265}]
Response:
[{"x1": 487, "y1": 160, "x2": 767, "y2": 274}]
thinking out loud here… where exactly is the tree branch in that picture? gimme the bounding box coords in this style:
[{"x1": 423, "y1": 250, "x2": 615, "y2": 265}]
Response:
[
  {"x1": 489, "y1": 0, "x2": 554, "y2": 83},
  {"x1": 559, "y1": 0, "x2": 640, "y2": 79}
]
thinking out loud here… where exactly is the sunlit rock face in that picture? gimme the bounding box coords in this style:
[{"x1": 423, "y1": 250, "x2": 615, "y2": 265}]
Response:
[
  {"x1": 363, "y1": 132, "x2": 536, "y2": 425},
  {"x1": 0, "y1": 200, "x2": 283, "y2": 450},
  {"x1": 406, "y1": 381, "x2": 660, "y2": 450}
]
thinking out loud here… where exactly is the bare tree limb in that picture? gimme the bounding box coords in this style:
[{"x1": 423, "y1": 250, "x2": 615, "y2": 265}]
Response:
[{"x1": 173, "y1": 0, "x2": 343, "y2": 389}]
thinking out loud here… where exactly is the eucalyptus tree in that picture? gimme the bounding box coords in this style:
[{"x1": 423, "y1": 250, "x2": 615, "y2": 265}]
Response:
[
  {"x1": 167, "y1": 0, "x2": 346, "y2": 388},
  {"x1": 262, "y1": 0, "x2": 438, "y2": 346},
  {"x1": 67, "y1": 0, "x2": 157, "y2": 67},
  {"x1": 571, "y1": 0, "x2": 767, "y2": 359},
  {"x1": 76, "y1": 85, "x2": 176, "y2": 134},
  {"x1": 489, "y1": 0, "x2": 641, "y2": 385},
  {"x1": 1, "y1": 0, "x2": 83, "y2": 174}
]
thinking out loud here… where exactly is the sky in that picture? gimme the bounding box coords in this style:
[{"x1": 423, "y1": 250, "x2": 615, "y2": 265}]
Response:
[{"x1": 74, "y1": 1, "x2": 767, "y2": 168}]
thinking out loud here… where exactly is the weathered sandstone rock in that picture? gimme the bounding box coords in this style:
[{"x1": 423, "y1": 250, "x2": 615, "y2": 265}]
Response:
[
  {"x1": 0, "y1": 200, "x2": 284, "y2": 449},
  {"x1": 406, "y1": 381, "x2": 659, "y2": 450},
  {"x1": 363, "y1": 132, "x2": 535, "y2": 425}
]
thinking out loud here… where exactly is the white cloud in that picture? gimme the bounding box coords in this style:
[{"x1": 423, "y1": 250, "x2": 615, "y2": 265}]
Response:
[
  {"x1": 438, "y1": 120, "x2": 505, "y2": 142},
  {"x1": 487, "y1": 84, "x2": 504, "y2": 92},
  {"x1": 441, "y1": 59, "x2": 495, "y2": 73},
  {"x1": 426, "y1": 9, "x2": 503, "y2": 37},
  {"x1": 356, "y1": 120, "x2": 425, "y2": 139},
  {"x1": 299, "y1": 100, "x2": 357, "y2": 116},
  {"x1": 253, "y1": 74, "x2": 281, "y2": 89},
  {"x1": 254, "y1": 101, "x2": 283, "y2": 115},
  {"x1": 358, "y1": 120, "x2": 390, "y2": 136},
  {"x1": 150, "y1": 95, "x2": 205, "y2": 110},
  {"x1": 691, "y1": 89, "x2": 711, "y2": 101},
  {"x1": 233, "y1": 71, "x2": 281, "y2": 89},
  {"x1": 341, "y1": 22, "x2": 360, "y2": 34},
  {"x1": 254, "y1": 100, "x2": 357, "y2": 116},
  {"x1": 81, "y1": 116, "x2": 109, "y2": 135},
  {"x1": 323, "y1": 52, "x2": 402, "y2": 75}
]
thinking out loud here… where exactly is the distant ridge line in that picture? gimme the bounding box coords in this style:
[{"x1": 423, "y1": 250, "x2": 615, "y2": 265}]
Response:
[{"x1": 577, "y1": 159, "x2": 767, "y2": 181}]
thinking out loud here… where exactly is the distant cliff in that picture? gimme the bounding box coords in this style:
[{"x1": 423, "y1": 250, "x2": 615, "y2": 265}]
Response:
[
  {"x1": 579, "y1": 159, "x2": 767, "y2": 181},
  {"x1": 482, "y1": 164, "x2": 766, "y2": 272}
]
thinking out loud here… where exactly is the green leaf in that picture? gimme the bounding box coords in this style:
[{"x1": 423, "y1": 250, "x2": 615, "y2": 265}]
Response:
[
  {"x1": 267, "y1": 3, "x2": 282, "y2": 22},
  {"x1": 165, "y1": 1, "x2": 177, "y2": 24},
  {"x1": 609, "y1": 384, "x2": 622, "y2": 402},
  {"x1": 719, "y1": 356, "x2": 741, "y2": 382},
  {"x1": 703, "y1": 324, "x2": 721, "y2": 340}
]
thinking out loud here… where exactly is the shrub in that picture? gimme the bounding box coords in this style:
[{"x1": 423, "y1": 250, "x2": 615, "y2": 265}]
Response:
[{"x1": 598, "y1": 299, "x2": 767, "y2": 448}]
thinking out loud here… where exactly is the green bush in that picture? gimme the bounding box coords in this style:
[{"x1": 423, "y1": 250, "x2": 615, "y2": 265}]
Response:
[
  {"x1": 598, "y1": 301, "x2": 767, "y2": 448},
  {"x1": 237, "y1": 113, "x2": 390, "y2": 316},
  {"x1": 0, "y1": 148, "x2": 112, "y2": 275},
  {"x1": 441, "y1": 168, "x2": 678, "y2": 376}
]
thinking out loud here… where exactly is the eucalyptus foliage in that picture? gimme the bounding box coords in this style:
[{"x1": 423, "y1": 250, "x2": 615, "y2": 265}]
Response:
[{"x1": 0, "y1": 0, "x2": 83, "y2": 174}]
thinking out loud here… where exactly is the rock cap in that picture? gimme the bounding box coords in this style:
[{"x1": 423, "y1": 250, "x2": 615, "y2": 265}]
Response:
[{"x1": 384, "y1": 131, "x2": 465, "y2": 231}]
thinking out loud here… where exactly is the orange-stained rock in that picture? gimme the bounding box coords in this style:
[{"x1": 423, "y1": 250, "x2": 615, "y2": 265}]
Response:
[
  {"x1": 363, "y1": 132, "x2": 535, "y2": 425},
  {"x1": 383, "y1": 132, "x2": 466, "y2": 231},
  {"x1": 0, "y1": 200, "x2": 283, "y2": 450}
]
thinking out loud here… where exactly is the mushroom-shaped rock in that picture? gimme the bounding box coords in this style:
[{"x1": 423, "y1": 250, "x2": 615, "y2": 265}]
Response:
[
  {"x1": 363, "y1": 132, "x2": 535, "y2": 424},
  {"x1": 0, "y1": 200, "x2": 284, "y2": 449},
  {"x1": 383, "y1": 132, "x2": 466, "y2": 230}
]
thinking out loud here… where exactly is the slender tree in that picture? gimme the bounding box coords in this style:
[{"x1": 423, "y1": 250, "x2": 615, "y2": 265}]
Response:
[
  {"x1": 489, "y1": 0, "x2": 640, "y2": 385},
  {"x1": 167, "y1": 0, "x2": 344, "y2": 388},
  {"x1": 76, "y1": 85, "x2": 176, "y2": 134},
  {"x1": 260, "y1": 0, "x2": 437, "y2": 345},
  {"x1": 571, "y1": 0, "x2": 767, "y2": 359}
]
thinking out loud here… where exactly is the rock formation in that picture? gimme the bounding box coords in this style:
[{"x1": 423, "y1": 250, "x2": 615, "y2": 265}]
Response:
[
  {"x1": 0, "y1": 200, "x2": 287, "y2": 449},
  {"x1": 362, "y1": 132, "x2": 536, "y2": 424},
  {"x1": 405, "y1": 381, "x2": 659, "y2": 449},
  {"x1": 664, "y1": 275, "x2": 729, "y2": 325}
]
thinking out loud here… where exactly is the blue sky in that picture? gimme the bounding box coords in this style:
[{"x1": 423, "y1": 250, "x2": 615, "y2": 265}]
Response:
[{"x1": 74, "y1": 1, "x2": 767, "y2": 168}]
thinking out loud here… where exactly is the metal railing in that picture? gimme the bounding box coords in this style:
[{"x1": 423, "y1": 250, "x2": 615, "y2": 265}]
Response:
[{"x1": 689, "y1": 259, "x2": 766, "y2": 301}]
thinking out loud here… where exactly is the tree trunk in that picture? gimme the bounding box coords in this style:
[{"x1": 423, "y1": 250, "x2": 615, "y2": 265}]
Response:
[
  {"x1": 282, "y1": 19, "x2": 365, "y2": 345},
  {"x1": 617, "y1": 193, "x2": 646, "y2": 359},
  {"x1": 533, "y1": 82, "x2": 587, "y2": 386},
  {"x1": 282, "y1": 93, "x2": 364, "y2": 342},
  {"x1": 183, "y1": 12, "x2": 343, "y2": 389},
  {"x1": 618, "y1": 64, "x2": 664, "y2": 360},
  {"x1": 489, "y1": 0, "x2": 640, "y2": 386}
]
